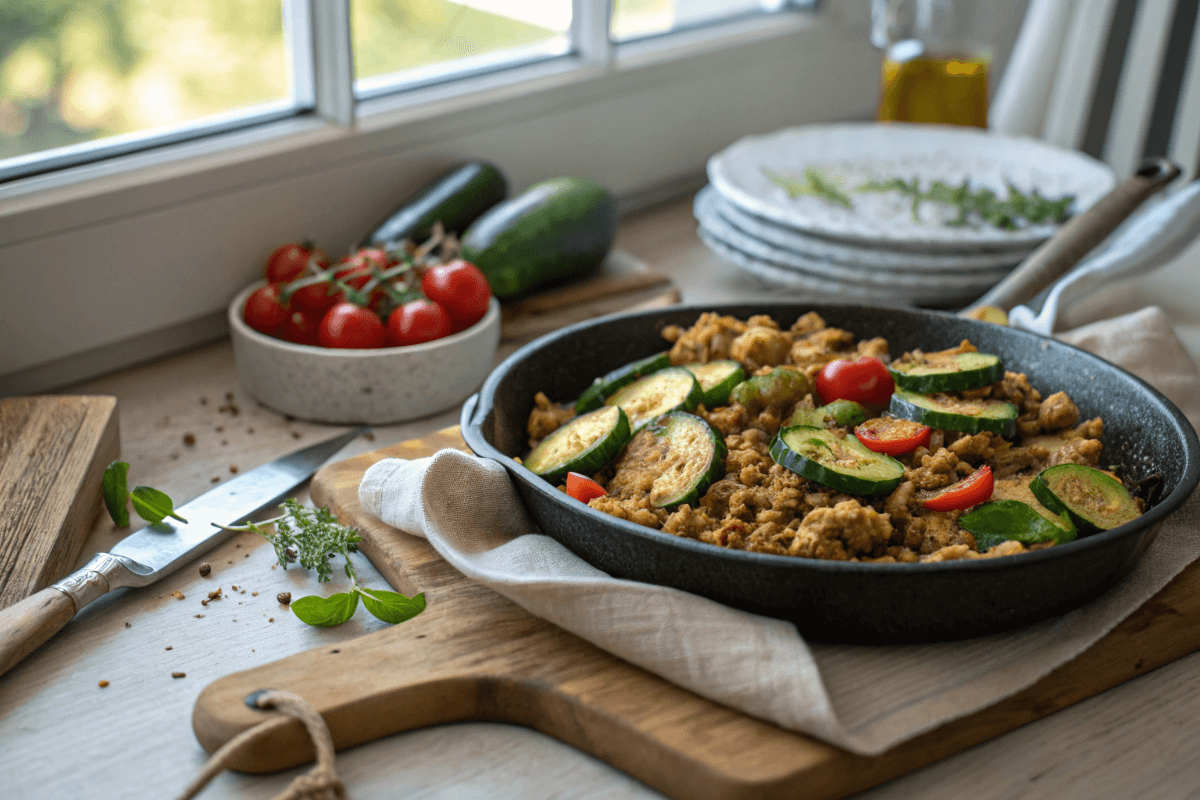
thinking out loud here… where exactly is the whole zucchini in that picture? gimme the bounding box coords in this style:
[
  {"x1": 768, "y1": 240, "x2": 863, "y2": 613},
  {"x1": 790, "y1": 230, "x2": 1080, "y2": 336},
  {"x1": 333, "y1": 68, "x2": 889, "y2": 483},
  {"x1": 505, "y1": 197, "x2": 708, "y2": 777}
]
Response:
[
  {"x1": 364, "y1": 161, "x2": 508, "y2": 247},
  {"x1": 460, "y1": 176, "x2": 618, "y2": 298}
]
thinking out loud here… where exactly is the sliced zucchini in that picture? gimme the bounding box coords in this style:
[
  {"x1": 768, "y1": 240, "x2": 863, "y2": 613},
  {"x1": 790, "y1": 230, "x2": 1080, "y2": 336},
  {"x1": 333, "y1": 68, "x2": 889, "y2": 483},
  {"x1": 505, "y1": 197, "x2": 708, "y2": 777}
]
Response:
[
  {"x1": 729, "y1": 367, "x2": 811, "y2": 412},
  {"x1": 959, "y1": 500, "x2": 1077, "y2": 552},
  {"x1": 989, "y1": 477, "x2": 1074, "y2": 533},
  {"x1": 769, "y1": 426, "x2": 905, "y2": 495},
  {"x1": 789, "y1": 399, "x2": 868, "y2": 429},
  {"x1": 684, "y1": 360, "x2": 746, "y2": 408},
  {"x1": 889, "y1": 388, "x2": 1018, "y2": 438},
  {"x1": 575, "y1": 352, "x2": 671, "y2": 413},
  {"x1": 889, "y1": 350, "x2": 1004, "y2": 393},
  {"x1": 1029, "y1": 464, "x2": 1140, "y2": 533},
  {"x1": 645, "y1": 411, "x2": 727, "y2": 509},
  {"x1": 525, "y1": 405, "x2": 631, "y2": 483},
  {"x1": 605, "y1": 367, "x2": 704, "y2": 431}
]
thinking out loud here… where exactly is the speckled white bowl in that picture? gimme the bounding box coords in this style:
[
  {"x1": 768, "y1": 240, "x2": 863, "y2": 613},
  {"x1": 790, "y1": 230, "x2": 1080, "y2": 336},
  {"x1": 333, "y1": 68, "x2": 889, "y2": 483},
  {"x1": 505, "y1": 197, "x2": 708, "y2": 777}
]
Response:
[{"x1": 228, "y1": 281, "x2": 500, "y2": 424}]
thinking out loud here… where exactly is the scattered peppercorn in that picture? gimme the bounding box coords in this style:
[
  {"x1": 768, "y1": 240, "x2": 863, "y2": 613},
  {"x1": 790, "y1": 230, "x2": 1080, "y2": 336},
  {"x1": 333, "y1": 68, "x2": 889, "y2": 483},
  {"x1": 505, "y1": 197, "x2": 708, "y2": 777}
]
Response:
[
  {"x1": 292, "y1": 431, "x2": 302, "y2": 439},
  {"x1": 194, "y1": 614, "x2": 205, "y2": 618},
  {"x1": 199, "y1": 563, "x2": 211, "y2": 577},
  {"x1": 277, "y1": 592, "x2": 292, "y2": 605},
  {"x1": 171, "y1": 672, "x2": 186, "y2": 679},
  {"x1": 165, "y1": 646, "x2": 173, "y2": 651},
  {"x1": 211, "y1": 477, "x2": 220, "y2": 484},
  {"x1": 172, "y1": 591, "x2": 185, "y2": 600},
  {"x1": 182, "y1": 433, "x2": 196, "y2": 446},
  {"x1": 98, "y1": 680, "x2": 110, "y2": 688},
  {"x1": 124, "y1": 622, "x2": 131, "y2": 628},
  {"x1": 229, "y1": 465, "x2": 239, "y2": 474}
]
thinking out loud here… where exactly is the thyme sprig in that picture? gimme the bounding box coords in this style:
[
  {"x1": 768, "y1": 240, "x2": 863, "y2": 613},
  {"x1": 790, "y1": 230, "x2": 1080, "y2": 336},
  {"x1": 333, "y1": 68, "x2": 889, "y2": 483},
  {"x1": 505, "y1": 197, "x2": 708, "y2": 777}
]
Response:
[{"x1": 217, "y1": 499, "x2": 425, "y2": 627}]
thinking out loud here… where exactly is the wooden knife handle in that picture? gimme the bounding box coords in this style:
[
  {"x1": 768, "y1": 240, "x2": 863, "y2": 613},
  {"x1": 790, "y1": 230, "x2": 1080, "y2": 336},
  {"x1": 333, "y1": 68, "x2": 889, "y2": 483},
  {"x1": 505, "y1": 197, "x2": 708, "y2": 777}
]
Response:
[
  {"x1": 0, "y1": 588, "x2": 76, "y2": 679},
  {"x1": 968, "y1": 158, "x2": 1181, "y2": 313}
]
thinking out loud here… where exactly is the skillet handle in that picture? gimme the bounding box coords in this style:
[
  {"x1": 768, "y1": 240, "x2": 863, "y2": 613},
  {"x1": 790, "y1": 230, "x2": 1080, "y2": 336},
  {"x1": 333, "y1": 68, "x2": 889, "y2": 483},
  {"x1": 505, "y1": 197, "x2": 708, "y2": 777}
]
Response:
[{"x1": 965, "y1": 157, "x2": 1180, "y2": 315}]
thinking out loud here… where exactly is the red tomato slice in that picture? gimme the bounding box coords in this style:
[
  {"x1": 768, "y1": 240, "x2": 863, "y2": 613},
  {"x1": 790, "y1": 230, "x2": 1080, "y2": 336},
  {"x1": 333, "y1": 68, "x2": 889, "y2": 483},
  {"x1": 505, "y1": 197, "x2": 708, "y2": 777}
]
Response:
[
  {"x1": 816, "y1": 357, "x2": 895, "y2": 406},
  {"x1": 922, "y1": 465, "x2": 994, "y2": 512},
  {"x1": 566, "y1": 472, "x2": 607, "y2": 503},
  {"x1": 854, "y1": 417, "x2": 930, "y2": 455}
]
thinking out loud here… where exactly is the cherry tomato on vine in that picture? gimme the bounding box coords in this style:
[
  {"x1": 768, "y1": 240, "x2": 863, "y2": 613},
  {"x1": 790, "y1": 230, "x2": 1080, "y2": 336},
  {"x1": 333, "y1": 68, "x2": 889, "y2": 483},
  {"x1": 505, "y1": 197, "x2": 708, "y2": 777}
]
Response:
[
  {"x1": 854, "y1": 417, "x2": 931, "y2": 455},
  {"x1": 243, "y1": 284, "x2": 290, "y2": 334},
  {"x1": 387, "y1": 299, "x2": 452, "y2": 346},
  {"x1": 290, "y1": 279, "x2": 340, "y2": 315},
  {"x1": 922, "y1": 465, "x2": 994, "y2": 512},
  {"x1": 265, "y1": 243, "x2": 327, "y2": 284},
  {"x1": 816, "y1": 357, "x2": 895, "y2": 406},
  {"x1": 332, "y1": 248, "x2": 392, "y2": 305},
  {"x1": 566, "y1": 472, "x2": 607, "y2": 503},
  {"x1": 280, "y1": 309, "x2": 322, "y2": 346},
  {"x1": 318, "y1": 302, "x2": 387, "y2": 349},
  {"x1": 421, "y1": 259, "x2": 492, "y2": 326}
]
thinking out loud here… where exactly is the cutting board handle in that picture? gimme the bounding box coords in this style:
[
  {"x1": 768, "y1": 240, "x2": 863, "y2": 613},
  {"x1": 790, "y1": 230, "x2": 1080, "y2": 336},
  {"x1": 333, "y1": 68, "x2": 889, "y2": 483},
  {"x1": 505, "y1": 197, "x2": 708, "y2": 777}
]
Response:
[{"x1": 0, "y1": 588, "x2": 76, "y2": 679}]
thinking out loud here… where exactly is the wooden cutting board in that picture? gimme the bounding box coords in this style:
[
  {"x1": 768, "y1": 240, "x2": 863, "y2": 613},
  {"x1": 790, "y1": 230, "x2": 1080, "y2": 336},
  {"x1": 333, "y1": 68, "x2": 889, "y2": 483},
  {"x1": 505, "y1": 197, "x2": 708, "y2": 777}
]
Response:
[
  {"x1": 193, "y1": 427, "x2": 1200, "y2": 799},
  {"x1": 0, "y1": 396, "x2": 119, "y2": 610}
]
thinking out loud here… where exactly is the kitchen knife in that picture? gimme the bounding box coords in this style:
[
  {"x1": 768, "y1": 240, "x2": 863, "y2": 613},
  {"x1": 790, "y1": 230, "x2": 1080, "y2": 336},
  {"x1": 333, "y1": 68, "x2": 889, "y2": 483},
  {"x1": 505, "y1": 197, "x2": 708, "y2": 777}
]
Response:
[{"x1": 0, "y1": 426, "x2": 367, "y2": 680}]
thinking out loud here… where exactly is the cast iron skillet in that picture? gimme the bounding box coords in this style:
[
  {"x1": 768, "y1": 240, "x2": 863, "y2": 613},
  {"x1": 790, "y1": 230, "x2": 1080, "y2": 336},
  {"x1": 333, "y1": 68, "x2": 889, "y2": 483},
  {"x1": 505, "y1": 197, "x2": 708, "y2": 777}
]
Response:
[{"x1": 460, "y1": 303, "x2": 1200, "y2": 642}]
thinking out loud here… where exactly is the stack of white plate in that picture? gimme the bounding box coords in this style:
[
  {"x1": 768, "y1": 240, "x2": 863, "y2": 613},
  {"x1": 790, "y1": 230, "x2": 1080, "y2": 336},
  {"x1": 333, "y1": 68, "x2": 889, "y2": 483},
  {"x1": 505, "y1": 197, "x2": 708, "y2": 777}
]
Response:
[{"x1": 698, "y1": 123, "x2": 1116, "y2": 306}]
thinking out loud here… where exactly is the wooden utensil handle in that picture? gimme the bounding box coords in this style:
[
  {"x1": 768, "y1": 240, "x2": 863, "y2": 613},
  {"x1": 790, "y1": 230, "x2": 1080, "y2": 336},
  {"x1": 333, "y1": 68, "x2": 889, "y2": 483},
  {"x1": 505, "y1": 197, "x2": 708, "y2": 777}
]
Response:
[
  {"x1": 0, "y1": 588, "x2": 75, "y2": 679},
  {"x1": 968, "y1": 158, "x2": 1181, "y2": 313}
]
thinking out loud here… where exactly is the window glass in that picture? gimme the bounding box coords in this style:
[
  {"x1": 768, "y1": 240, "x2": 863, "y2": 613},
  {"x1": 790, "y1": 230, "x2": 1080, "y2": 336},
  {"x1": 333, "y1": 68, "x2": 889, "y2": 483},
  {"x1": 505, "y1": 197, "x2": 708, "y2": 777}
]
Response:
[
  {"x1": 0, "y1": 0, "x2": 294, "y2": 165},
  {"x1": 611, "y1": 0, "x2": 788, "y2": 42},
  {"x1": 353, "y1": 0, "x2": 572, "y2": 94}
]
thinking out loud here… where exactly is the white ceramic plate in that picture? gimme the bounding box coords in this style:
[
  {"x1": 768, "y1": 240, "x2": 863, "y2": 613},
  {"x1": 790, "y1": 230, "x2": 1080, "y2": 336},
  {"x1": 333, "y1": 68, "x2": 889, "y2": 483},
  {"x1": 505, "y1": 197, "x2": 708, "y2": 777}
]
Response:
[
  {"x1": 694, "y1": 186, "x2": 1026, "y2": 274},
  {"x1": 697, "y1": 228, "x2": 989, "y2": 307},
  {"x1": 707, "y1": 123, "x2": 1115, "y2": 252}
]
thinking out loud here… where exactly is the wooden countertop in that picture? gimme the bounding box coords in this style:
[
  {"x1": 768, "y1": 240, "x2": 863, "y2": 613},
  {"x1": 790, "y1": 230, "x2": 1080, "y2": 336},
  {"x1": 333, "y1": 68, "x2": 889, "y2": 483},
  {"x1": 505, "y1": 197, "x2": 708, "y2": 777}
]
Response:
[{"x1": 1, "y1": 196, "x2": 1199, "y2": 800}]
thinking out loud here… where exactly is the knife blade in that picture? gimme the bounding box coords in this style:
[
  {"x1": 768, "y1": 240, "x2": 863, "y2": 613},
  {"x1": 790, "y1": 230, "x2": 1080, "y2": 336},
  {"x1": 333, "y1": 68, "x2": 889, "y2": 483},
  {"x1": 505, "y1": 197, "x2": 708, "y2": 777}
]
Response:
[{"x1": 0, "y1": 426, "x2": 368, "y2": 680}]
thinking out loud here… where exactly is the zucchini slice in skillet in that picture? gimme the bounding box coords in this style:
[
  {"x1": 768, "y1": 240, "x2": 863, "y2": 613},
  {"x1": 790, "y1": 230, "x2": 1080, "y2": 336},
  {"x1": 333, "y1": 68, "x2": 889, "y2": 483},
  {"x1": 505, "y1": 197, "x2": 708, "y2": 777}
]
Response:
[
  {"x1": 684, "y1": 360, "x2": 746, "y2": 407},
  {"x1": 958, "y1": 500, "x2": 1077, "y2": 552},
  {"x1": 889, "y1": 351, "x2": 1004, "y2": 393},
  {"x1": 575, "y1": 352, "x2": 671, "y2": 413},
  {"x1": 525, "y1": 405, "x2": 632, "y2": 483},
  {"x1": 769, "y1": 426, "x2": 904, "y2": 495},
  {"x1": 789, "y1": 399, "x2": 870, "y2": 429},
  {"x1": 889, "y1": 388, "x2": 1018, "y2": 438},
  {"x1": 1029, "y1": 464, "x2": 1140, "y2": 533},
  {"x1": 645, "y1": 411, "x2": 727, "y2": 509},
  {"x1": 605, "y1": 367, "x2": 704, "y2": 431}
]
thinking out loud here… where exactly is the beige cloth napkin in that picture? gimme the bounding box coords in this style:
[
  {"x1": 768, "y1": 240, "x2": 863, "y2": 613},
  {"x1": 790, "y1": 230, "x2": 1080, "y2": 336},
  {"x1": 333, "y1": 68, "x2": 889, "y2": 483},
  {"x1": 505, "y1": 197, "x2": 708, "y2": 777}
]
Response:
[{"x1": 359, "y1": 306, "x2": 1200, "y2": 756}]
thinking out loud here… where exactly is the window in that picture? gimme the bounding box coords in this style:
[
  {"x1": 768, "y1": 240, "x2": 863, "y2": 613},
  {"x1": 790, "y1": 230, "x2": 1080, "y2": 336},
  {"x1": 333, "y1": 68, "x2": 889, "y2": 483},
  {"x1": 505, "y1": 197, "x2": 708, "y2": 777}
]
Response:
[{"x1": 611, "y1": 0, "x2": 790, "y2": 43}]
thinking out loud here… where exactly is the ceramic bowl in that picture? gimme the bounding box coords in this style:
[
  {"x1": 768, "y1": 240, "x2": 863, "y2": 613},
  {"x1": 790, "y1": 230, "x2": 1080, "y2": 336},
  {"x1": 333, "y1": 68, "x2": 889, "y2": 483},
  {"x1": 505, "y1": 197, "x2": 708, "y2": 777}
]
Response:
[{"x1": 228, "y1": 281, "x2": 500, "y2": 424}]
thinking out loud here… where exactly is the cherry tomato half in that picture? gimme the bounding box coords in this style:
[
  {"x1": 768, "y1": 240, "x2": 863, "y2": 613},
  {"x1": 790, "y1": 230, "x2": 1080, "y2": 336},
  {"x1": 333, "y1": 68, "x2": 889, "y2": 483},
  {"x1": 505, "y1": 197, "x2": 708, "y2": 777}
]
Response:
[
  {"x1": 387, "y1": 299, "x2": 452, "y2": 346},
  {"x1": 816, "y1": 357, "x2": 895, "y2": 406},
  {"x1": 265, "y1": 243, "x2": 327, "y2": 284},
  {"x1": 243, "y1": 284, "x2": 290, "y2": 334},
  {"x1": 318, "y1": 302, "x2": 387, "y2": 349},
  {"x1": 922, "y1": 465, "x2": 994, "y2": 512},
  {"x1": 566, "y1": 472, "x2": 607, "y2": 503},
  {"x1": 421, "y1": 259, "x2": 492, "y2": 325},
  {"x1": 854, "y1": 417, "x2": 931, "y2": 455}
]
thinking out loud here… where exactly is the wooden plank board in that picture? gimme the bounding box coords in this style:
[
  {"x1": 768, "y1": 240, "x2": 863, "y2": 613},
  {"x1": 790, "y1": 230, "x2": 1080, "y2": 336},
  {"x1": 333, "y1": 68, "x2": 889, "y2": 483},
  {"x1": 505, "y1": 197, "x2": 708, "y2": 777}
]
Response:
[
  {"x1": 0, "y1": 396, "x2": 119, "y2": 609},
  {"x1": 193, "y1": 427, "x2": 1200, "y2": 799}
]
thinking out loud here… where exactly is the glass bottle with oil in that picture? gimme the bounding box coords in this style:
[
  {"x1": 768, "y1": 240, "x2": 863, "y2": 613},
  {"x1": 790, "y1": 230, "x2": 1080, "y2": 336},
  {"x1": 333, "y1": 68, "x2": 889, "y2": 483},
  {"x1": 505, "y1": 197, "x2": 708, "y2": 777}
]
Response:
[{"x1": 871, "y1": 0, "x2": 991, "y2": 128}]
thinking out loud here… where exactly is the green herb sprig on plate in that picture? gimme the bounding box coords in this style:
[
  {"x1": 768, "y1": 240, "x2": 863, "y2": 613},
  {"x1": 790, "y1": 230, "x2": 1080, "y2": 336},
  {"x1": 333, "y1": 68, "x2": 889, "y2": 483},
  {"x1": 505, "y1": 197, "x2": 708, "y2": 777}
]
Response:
[{"x1": 217, "y1": 499, "x2": 426, "y2": 627}]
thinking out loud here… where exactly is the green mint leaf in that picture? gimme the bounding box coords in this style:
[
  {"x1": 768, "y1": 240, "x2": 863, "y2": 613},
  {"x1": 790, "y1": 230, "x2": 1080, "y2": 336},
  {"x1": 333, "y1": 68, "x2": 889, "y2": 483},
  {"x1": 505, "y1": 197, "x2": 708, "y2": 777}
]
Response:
[
  {"x1": 129, "y1": 485, "x2": 188, "y2": 524},
  {"x1": 762, "y1": 167, "x2": 812, "y2": 199},
  {"x1": 804, "y1": 168, "x2": 853, "y2": 208},
  {"x1": 358, "y1": 589, "x2": 426, "y2": 624},
  {"x1": 291, "y1": 592, "x2": 359, "y2": 627},
  {"x1": 103, "y1": 461, "x2": 131, "y2": 527}
]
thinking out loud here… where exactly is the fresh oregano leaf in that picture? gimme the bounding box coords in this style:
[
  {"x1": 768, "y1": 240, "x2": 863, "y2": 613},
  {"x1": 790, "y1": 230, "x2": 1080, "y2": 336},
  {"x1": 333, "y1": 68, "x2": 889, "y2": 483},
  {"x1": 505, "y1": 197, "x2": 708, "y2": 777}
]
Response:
[
  {"x1": 291, "y1": 592, "x2": 359, "y2": 627},
  {"x1": 103, "y1": 461, "x2": 131, "y2": 527},
  {"x1": 130, "y1": 485, "x2": 188, "y2": 524},
  {"x1": 358, "y1": 589, "x2": 426, "y2": 624}
]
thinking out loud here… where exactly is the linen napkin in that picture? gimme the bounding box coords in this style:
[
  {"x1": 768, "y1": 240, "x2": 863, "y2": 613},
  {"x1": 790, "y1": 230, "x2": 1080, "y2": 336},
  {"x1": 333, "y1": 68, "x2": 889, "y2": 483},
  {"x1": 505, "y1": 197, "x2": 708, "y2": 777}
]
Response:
[{"x1": 358, "y1": 307, "x2": 1200, "y2": 756}]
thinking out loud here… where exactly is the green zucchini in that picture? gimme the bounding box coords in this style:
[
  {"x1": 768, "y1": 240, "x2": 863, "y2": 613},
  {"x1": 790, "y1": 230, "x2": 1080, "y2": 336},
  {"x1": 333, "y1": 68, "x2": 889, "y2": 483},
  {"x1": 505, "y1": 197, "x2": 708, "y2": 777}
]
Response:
[
  {"x1": 576, "y1": 352, "x2": 671, "y2": 414},
  {"x1": 525, "y1": 405, "x2": 631, "y2": 483},
  {"x1": 1029, "y1": 465, "x2": 1140, "y2": 533},
  {"x1": 889, "y1": 388, "x2": 1018, "y2": 437},
  {"x1": 460, "y1": 176, "x2": 618, "y2": 299},
  {"x1": 684, "y1": 360, "x2": 746, "y2": 407},
  {"x1": 729, "y1": 367, "x2": 811, "y2": 412},
  {"x1": 769, "y1": 426, "x2": 905, "y2": 495},
  {"x1": 605, "y1": 368, "x2": 704, "y2": 431},
  {"x1": 645, "y1": 411, "x2": 727, "y2": 509},
  {"x1": 989, "y1": 477, "x2": 1074, "y2": 532},
  {"x1": 789, "y1": 399, "x2": 869, "y2": 428},
  {"x1": 364, "y1": 161, "x2": 508, "y2": 247},
  {"x1": 888, "y1": 350, "x2": 1004, "y2": 393},
  {"x1": 959, "y1": 500, "x2": 1077, "y2": 552}
]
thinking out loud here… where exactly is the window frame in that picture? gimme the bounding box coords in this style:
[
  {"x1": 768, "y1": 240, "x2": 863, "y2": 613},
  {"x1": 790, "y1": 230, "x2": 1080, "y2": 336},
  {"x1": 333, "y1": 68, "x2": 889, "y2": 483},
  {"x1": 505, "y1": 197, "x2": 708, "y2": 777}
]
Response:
[{"x1": 0, "y1": 0, "x2": 880, "y2": 394}]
